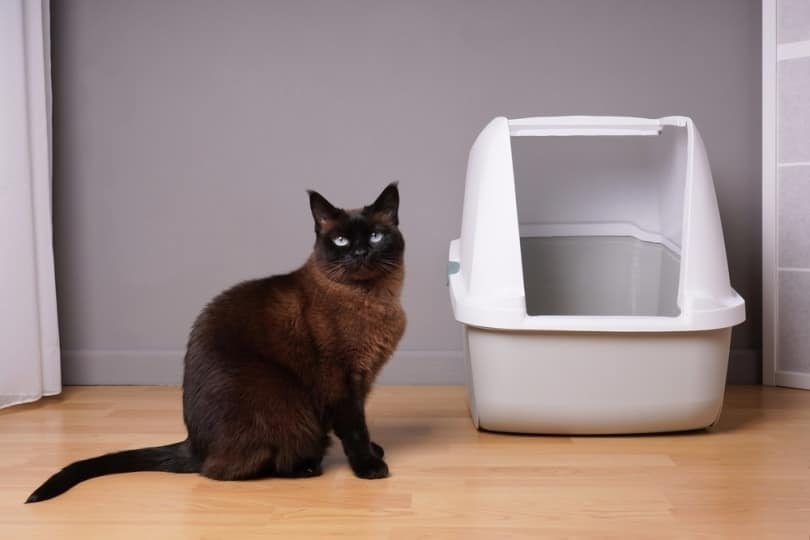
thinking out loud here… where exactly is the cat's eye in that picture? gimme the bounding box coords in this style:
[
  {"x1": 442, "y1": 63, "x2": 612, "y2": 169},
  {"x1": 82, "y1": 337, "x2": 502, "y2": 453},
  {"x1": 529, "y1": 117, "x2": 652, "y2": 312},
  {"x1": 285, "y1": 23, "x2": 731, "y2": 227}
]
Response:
[
  {"x1": 332, "y1": 236, "x2": 350, "y2": 247},
  {"x1": 369, "y1": 232, "x2": 384, "y2": 244}
]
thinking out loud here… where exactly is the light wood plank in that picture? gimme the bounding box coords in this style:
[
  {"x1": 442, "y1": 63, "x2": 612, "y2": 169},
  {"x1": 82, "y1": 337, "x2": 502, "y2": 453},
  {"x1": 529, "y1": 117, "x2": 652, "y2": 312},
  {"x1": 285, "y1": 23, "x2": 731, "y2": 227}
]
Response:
[{"x1": 1, "y1": 385, "x2": 809, "y2": 538}]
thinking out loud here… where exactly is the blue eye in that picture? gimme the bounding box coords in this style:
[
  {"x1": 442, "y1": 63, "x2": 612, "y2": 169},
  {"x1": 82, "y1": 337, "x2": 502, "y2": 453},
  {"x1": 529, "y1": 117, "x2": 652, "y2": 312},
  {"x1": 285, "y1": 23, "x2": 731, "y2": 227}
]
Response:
[
  {"x1": 332, "y1": 236, "x2": 349, "y2": 247},
  {"x1": 369, "y1": 232, "x2": 384, "y2": 244}
]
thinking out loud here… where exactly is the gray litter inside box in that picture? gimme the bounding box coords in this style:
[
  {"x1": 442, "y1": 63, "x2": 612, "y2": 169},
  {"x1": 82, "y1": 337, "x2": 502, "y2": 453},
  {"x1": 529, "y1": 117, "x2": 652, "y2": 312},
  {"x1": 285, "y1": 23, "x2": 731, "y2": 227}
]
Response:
[{"x1": 519, "y1": 236, "x2": 681, "y2": 317}]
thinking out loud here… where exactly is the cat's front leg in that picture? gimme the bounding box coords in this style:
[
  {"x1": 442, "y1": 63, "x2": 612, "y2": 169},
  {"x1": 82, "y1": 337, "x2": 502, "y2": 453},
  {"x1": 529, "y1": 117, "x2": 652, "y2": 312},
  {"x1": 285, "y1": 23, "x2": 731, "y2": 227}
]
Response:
[
  {"x1": 332, "y1": 389, "x2": 388, "y2": 479},
  {"x1": 370, "y1": 441, "x2": 384, "y2": 459}
]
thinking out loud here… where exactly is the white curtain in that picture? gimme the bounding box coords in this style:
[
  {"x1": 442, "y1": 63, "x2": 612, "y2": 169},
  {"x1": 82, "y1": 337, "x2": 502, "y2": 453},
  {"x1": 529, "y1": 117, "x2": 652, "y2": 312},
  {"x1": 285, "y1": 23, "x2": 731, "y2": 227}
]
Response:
[{"x1": 0, "y1": 0, "x2": 60, "y2": 408}]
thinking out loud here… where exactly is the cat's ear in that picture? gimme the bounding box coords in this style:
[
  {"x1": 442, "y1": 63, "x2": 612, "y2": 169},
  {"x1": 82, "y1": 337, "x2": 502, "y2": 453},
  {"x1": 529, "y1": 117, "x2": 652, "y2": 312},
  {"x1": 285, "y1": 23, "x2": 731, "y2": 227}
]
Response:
[
  {"x1": 367, "y1": 182, "x2": 399, "y2": 226},
  {"x1": 307, "y1": 190, "x2": 341, "y2": 232}
]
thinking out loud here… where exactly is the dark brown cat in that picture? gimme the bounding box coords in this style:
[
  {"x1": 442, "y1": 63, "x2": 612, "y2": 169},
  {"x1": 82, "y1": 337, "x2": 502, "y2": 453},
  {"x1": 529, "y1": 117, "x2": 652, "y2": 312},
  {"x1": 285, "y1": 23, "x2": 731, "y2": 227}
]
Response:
[{"x1": 27, "y1": 183, "x2": 406, "y2": 502}]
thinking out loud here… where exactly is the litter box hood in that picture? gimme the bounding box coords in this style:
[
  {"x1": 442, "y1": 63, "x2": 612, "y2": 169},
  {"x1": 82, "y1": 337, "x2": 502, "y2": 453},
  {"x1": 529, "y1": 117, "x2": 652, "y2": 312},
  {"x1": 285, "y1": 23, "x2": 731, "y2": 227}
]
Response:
[{"x1": 448, "y1": 115, "x2": 745, "y2": 332}]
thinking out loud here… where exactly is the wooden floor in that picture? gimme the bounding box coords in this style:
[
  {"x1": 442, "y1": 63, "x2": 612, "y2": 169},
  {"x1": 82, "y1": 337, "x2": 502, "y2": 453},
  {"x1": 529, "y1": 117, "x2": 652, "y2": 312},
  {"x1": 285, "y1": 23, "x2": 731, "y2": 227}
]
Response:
[{"x1": 1, "y1": 386, "x2": 809, "y2": 539}]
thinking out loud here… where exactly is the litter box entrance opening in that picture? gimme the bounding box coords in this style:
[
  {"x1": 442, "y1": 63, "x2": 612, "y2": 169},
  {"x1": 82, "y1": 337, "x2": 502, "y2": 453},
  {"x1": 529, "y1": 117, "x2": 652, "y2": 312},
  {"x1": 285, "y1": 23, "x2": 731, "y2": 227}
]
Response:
[
  {"x1": 520, "y1": 236, "x2": 680, "y2": 316},
  {"x1": 510, "y1": 127, "x2": 687, "y2": 317}
]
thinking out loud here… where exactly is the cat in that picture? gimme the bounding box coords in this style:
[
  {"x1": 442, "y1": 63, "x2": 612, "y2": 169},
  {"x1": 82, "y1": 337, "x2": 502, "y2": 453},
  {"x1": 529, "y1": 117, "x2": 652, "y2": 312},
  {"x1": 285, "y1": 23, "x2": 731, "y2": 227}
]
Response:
[{"x1": 27, "y1": 183, "x2": 406, "y2": 502}]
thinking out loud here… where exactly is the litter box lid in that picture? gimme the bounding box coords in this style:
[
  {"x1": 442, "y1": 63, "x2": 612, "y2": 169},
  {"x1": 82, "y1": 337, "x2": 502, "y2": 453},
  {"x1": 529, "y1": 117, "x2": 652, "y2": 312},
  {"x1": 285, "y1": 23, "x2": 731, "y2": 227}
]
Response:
[{"x1": 447, "y1": 115, "x2": 745, "y2": 332}]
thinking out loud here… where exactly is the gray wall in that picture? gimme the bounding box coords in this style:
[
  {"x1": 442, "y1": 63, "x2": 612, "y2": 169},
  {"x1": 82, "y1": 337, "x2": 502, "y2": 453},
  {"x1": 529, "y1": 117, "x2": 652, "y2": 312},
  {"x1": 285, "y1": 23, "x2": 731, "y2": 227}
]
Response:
[{"x1": 52, "y1": 0, "x2": 762, "y2": 385}]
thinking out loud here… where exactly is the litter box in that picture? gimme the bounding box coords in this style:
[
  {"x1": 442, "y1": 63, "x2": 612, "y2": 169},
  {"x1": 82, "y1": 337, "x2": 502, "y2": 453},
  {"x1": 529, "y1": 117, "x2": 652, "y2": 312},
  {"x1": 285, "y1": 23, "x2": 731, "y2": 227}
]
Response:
[{"x1": 447, "y1": 116, "x2": 745, "y2": 434}]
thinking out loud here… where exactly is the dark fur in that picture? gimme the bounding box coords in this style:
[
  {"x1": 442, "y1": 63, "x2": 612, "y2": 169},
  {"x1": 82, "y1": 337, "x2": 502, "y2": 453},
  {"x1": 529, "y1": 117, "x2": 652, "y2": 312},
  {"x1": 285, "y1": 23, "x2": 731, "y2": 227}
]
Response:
[{"x1": 27, "y1": 183, "x2": 406, "y2": 503}]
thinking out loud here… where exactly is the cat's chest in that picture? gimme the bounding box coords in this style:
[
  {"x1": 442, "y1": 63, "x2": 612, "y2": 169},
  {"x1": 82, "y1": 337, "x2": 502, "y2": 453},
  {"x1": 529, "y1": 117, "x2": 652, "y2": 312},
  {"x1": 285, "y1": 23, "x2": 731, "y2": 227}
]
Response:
[
  {"x1": 337, "y1": 296, "x2": 404, "y2": 347},
  {"x1": 300, "y1": 286, "x2": 405, "y2": 402},
  {"x1": 319, "y1": 293, "x2": 405, "y2": 364}
]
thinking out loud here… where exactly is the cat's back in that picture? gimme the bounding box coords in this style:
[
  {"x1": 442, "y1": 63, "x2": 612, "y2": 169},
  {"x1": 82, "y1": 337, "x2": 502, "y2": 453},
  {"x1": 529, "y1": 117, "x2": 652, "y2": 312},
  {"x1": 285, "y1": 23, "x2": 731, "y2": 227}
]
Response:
[{"x1": 186, "y1": 271, "x2": 305, "y2": 356}]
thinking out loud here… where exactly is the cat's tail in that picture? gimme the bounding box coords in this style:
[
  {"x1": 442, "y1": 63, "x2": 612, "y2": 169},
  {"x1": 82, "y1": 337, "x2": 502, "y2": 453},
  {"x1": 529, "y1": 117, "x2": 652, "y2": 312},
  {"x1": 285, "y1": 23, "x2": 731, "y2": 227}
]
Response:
[{"x1": 25, "y1": 440, "x2": 200, "y2": 503}]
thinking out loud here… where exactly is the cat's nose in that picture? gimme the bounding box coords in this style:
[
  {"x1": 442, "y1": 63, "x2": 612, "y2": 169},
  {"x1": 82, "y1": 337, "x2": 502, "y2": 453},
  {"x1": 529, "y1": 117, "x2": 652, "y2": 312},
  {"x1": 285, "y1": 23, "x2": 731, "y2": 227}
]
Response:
[{"x1": 353, "y1": 247, "x2": 367, "y2": 256}]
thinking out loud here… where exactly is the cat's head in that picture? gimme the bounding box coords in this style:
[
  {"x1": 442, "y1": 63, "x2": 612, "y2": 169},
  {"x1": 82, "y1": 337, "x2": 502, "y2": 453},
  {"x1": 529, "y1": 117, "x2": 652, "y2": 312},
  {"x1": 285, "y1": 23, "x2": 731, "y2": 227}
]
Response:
[{"x1": 307, "y1": 183, "x2": 404, "y2": 284}]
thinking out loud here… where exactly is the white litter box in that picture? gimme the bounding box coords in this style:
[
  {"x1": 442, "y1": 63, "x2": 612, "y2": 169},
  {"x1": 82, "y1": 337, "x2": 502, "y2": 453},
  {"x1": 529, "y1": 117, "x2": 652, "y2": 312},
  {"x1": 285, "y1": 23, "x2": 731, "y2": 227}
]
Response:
[{"x1": 448, "y1": 116, "x2": 745, "y2": 434}]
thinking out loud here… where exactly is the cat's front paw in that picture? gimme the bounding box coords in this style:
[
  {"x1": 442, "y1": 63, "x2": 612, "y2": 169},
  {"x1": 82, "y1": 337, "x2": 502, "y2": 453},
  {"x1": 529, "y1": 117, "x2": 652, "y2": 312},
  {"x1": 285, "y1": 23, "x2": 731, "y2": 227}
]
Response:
[
  {"x1": 350, "y1": 456, "x2": 389, "y2": 479},
  {"x1": 370, "y1": 441, "x2": 385, "y2": 459}
]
